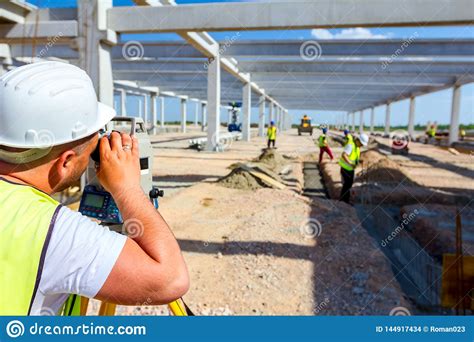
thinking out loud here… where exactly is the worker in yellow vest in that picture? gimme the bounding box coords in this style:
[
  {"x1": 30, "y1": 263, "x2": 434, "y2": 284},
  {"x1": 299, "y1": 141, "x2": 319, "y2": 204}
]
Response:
[
  {"x1": 267, "y1": 120, "x2": 277, "y2": 148},
  {"x1": 339, "y1": 133, "x2": 369, "y2": 203},
  {"x1": 318, "y1": 127, "x2": 334, "y2": 163},
  {"x1": 0, "y1": 62, "x2": 189, "y2": 315},
  {"x1": 343, "y1": 129, "x2": 353, "y2": 146}
]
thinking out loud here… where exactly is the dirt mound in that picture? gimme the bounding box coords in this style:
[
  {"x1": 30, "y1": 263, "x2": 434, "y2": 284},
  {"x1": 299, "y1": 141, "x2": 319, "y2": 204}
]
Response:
[
  {"x1": 358, "y1": 155, "x2": 415, "y2": 185},
  {"x1": 254, "y1": 149, "x2": 287, "y2": 173},
  {"x1": 218, "y1": 168, "x2": 266, "y2": 190},
  {"x1": 360, "y1": 150, "x2": 386, "y2": 164}
]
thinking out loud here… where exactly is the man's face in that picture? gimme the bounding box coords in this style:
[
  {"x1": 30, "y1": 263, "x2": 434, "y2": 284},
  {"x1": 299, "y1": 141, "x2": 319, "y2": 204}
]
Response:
[{"x1": 52, "y1": 134, "x2": 99, "y2": 192}]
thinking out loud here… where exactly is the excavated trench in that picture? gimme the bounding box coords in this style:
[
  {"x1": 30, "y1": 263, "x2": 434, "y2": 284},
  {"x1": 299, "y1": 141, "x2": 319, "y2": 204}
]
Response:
[{"x1": 302, "y1": 156, "x2": 452, "y2": 314}]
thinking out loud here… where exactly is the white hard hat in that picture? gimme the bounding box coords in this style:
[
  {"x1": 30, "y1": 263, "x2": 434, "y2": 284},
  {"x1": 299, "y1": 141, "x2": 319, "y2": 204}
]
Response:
[
  {"x1": 359, "y1": 133, "x2": 369, "y2": 146},
  {"x1": 0, "y1": 61, "x2": 115, "y2": 150}
]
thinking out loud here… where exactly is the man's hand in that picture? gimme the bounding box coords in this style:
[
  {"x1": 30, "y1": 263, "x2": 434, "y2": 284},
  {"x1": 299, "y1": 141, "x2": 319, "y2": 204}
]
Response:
[
  {"x1": 97, "y1": 132, "x2": 141, "y2": 197},
  {"x1": 94, "y1": 131, "x2": 189, "y2": 305}
]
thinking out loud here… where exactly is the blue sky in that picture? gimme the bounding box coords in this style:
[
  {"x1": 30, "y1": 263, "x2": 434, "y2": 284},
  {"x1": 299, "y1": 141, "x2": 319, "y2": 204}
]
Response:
[{"x1": 28, "y1": 0, "x2": 473, "y2": 126}]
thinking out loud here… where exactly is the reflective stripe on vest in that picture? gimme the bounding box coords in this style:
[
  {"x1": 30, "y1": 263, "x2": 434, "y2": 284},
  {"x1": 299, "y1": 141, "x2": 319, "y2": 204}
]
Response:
[
  {"x1": 267, "y1": 126, "x2": 277, "y2": 140},
  {"x1": 338, "y1": 141, "x2": 360, "y2": 171},
  {"x1": 318, "y1": 134, "x2": 327, "y2": 147},
  {"x1": 0, "y1": 178, "x2": 80, "y2": 315}
]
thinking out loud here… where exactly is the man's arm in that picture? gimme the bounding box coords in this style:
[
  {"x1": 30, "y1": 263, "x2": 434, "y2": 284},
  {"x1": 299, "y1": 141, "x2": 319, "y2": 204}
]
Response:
[{"x1": 95, "y1": 132, "x2": 189, "y2": 305}]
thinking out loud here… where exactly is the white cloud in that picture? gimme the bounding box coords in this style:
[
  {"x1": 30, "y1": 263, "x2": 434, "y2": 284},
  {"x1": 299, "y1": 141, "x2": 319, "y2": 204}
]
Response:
[{"x1": 311, "y1": 27, "x2": 389, "y2": 40}]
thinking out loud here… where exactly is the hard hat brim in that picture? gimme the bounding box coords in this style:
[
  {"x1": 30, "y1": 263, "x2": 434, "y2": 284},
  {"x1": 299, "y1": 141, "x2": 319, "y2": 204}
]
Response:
[{"x1": 0, "y1": 102, "x2": 116, "y2": 149}]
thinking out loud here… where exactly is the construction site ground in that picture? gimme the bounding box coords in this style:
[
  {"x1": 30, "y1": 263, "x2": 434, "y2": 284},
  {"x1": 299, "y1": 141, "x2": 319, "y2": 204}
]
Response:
[{"x1": 88, "y1": 126, "x2": 473, "y2": 315}]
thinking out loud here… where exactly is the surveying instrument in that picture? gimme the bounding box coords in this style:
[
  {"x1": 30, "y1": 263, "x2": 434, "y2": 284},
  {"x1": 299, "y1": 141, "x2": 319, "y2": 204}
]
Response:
[{"x1": 78, "y1": 117, "x2": 192, "y2": 316}]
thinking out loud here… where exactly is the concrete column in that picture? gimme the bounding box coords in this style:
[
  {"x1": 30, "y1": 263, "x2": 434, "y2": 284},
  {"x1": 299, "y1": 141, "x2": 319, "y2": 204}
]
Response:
[
  {"x1": 201, "y1": 102, "x2": 207, "y2": 132},
  {"x1": 119, "y1": 89, "x2": 127, "y2": 116},
  {"x1": 194, "y1": 102, "x2": 199, "y2": 126},
  {"x1": 242, "y1": 82, "x2": 252, "y2": 142},
  {"x1": 77, "y1": 0, "x2": 115, "y2": 107},
  {"x1": 138, "y1": 98, "x2": 142, "y2": 119},
  {"x1": 449, "y1": 85, "x2": 461, "y2": 145},
  {"x1": 206, "y1": 54, "x2": 221, "y2": 151},
  {"x1": 351, "y1": 112, "x2": 356, "y2": 132},
  {"x1": 142, "y1": 94, "x2": 148, "y2": 123},
  {"x1": 258, "y1": 96, "x2": 266, "y2": 137},
  {"x1": 408, "y1": 97, "x2": 416, "y2": 139},
  {"x1": 359, "y1": 109, "x2": 364, "y2": 134},
  {"x1": 269, "y1": 102, "x2": 274, "y2": 123},
  {"x1": 370, "y1": 107, "x2": 375, "y2": 134},
  {"x1": 384, "y1": 103, "x2": 391, "y2": 137},
  {"x1": 180, "y1": 98, "x2": 187, "y2": 133},
  {"x1": 151, "y1": 94, "x2": 157, "y2": 135},
  {"x1": 160, "y1": 97, "x2": 165, "y2": 128}
]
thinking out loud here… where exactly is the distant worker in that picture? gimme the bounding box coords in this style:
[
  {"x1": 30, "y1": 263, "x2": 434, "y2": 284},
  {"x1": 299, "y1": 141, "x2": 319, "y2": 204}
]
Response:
[
  {"x1": 267, "y1": 120, "x2": 277, "y2": 148},
  {"x1": 339, "y1": 133, "x2": 369, "y2": 204},
  {"x1": 343, "y1": 129, "x2": 353, "y2": 146},
  {"x1": 318, "y1": 127, "x2": 334, "y2": 163},
  {"x1": 426, "y1": 124, "x2": 436, "y2": 144},
  {"x1": 460, "y1": 128, "x2": 466, "y2": 141}
]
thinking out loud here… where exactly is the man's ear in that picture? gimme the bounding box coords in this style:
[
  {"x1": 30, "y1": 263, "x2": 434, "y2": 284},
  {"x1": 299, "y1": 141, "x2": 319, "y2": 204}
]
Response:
[{"x1": 54, "y1": 150, "x2": 76, "y2": 177}]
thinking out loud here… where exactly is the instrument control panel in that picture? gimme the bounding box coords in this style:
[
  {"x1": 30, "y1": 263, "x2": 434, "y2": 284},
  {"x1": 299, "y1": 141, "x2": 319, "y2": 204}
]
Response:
[{"x1": 79, "y1": 185, "x2": 123, "y2": 224}]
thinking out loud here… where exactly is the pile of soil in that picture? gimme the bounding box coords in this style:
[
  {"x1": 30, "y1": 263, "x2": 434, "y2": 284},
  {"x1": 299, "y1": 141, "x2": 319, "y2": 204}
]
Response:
[
  {"x1": 357, "y1": 155, "x2": 415, "y2": 185},
  {"x1": 218, "y1": 168, "x2": 266, "y2": 190},
  {"x1": 254, "y1": 148, "x2": 288, "y2": 173},
  {"x1": 400, "y1": 204, "x2": 474, "y2": 260}
]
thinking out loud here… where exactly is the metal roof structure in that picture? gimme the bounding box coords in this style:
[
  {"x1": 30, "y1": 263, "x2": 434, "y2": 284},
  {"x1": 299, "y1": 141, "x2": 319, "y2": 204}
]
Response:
[{"x1": 0, "y1": 0, "x2": 472, "y2": 148}]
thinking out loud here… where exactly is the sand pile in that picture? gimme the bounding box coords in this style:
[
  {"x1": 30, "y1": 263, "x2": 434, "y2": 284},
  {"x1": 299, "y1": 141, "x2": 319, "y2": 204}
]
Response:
[
  {"x1": 218, "y1": 150, "x2": 291, "y2": 191},
  {"x1": 218, "y1": 168, "x2": 266, "y2": 190},
  {"x1": 357, "y1": 155, "x2": 414, "y2": 185},
  {"x1": 254, "y1": 148, "x2": 288, "y2": 173}
]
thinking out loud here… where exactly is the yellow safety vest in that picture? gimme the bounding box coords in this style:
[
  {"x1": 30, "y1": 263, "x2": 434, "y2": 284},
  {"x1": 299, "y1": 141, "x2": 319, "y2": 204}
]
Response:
[
  {"x1": 318, "y1": 134, "x2": 327, "y2": 147},
  {"x1": 428, "y1": 128, "x2": 436, "y2": 137},
  {"x1": 267, "y1": 126, "x2": 277, "y2": 140},
  {"x1": 0, "y1": 178, "x2": 80, "y2": 315},
  {"x1": 338, "y1": 141, "x2": 360, "y2": 171},
  {"x1": 343, "y1": 133, "x2": 353, "y2": 146}
]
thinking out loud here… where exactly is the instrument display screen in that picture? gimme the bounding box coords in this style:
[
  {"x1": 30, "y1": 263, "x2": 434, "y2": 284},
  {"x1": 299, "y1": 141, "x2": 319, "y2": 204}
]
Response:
[{"x1": 83, "y1": 193, "x2": 105, "y2": 208}]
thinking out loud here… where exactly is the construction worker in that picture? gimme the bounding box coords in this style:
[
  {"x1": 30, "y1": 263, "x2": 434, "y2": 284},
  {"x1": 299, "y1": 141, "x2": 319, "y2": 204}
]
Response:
[
  {"x1": 267, "y1": 120, "x2": 277, "y2": 148},
  {"x1": 318, "y1": 127, "x2": 334, "y2": 163},
  {"x1": 343, "y1": 129, "x2": 353, "y2": 146},
  {"x1": 460, "y1": 128, "x2": 466, "y2": 141},
  {"x1": 0, "y1": 62, "x2": 189, "y2": 315},
  {"x1": 339, "y1": 133, "x2": 369, "y2": 204}
]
